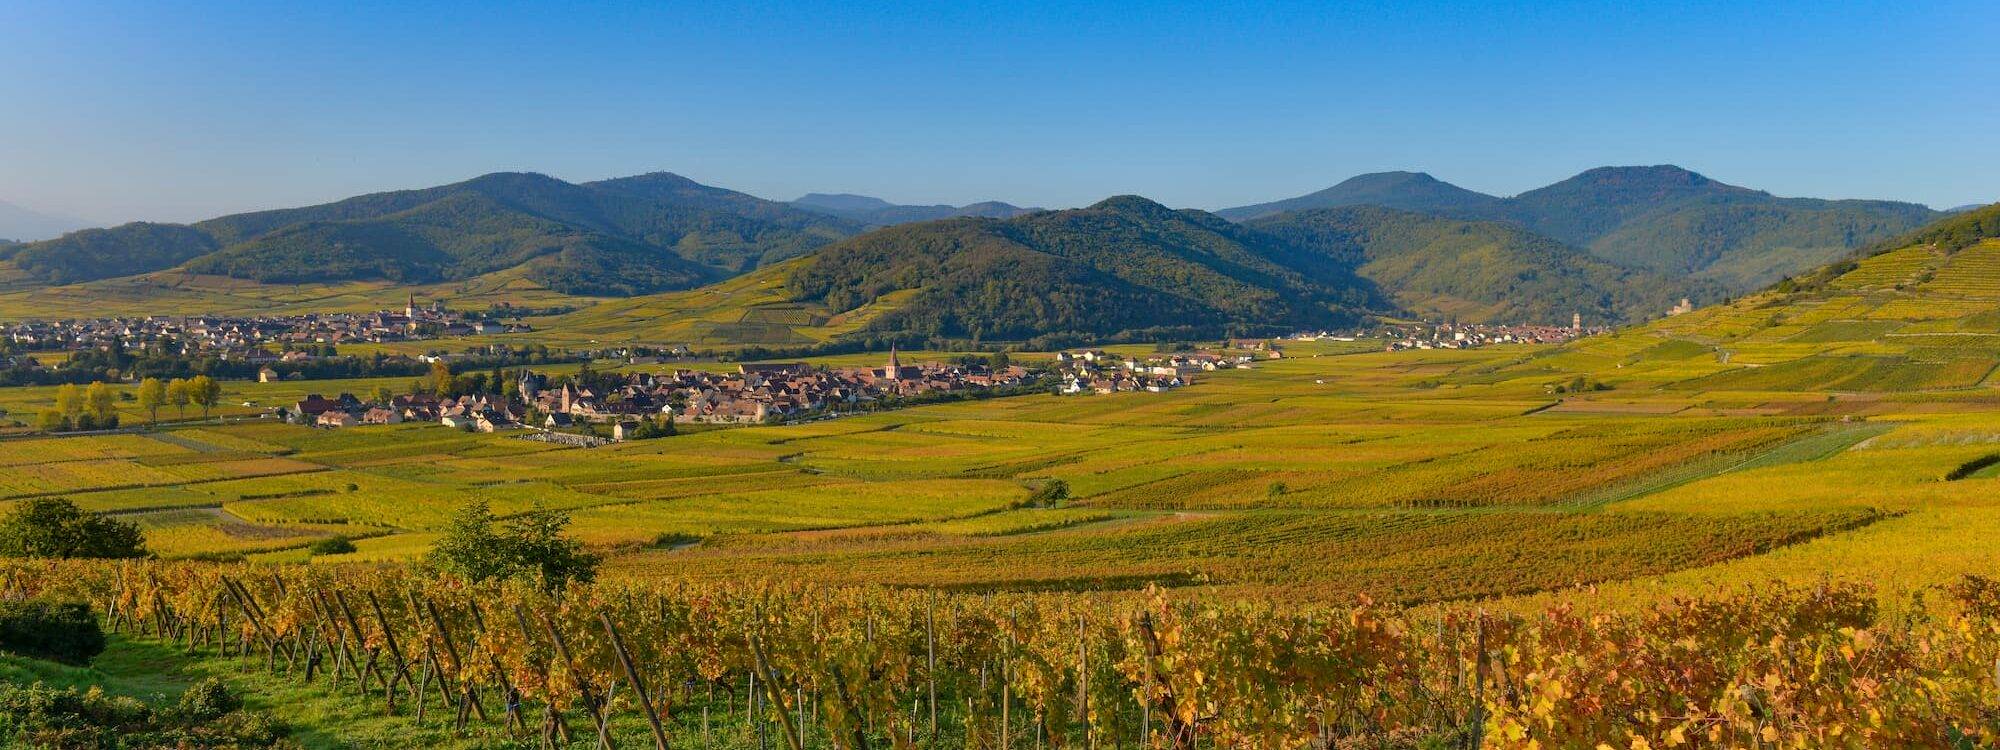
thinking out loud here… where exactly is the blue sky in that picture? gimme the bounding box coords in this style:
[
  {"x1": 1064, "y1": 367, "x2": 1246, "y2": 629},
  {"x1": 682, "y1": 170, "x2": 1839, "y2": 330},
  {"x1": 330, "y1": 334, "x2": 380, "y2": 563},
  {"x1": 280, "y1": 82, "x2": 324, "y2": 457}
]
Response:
[{"x1": 1, "y1": 0, "x2": 1993, "y2": 224}]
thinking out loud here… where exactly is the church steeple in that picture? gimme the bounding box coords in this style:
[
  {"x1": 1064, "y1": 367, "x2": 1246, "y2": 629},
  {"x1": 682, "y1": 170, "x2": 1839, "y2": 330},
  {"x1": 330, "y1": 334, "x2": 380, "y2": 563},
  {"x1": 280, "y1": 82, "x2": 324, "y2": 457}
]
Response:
[
  {"x1": 886, "y1": 345, "x2": 902, "y2": 381},
  {"x1": 406, "y1": 292, "x2": 418, "y2": 319}
]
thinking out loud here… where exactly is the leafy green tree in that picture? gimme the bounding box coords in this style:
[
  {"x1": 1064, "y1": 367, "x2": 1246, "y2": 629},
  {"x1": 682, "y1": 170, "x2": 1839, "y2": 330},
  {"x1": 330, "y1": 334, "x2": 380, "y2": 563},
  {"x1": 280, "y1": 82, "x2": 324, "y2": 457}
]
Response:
[
  {"x1": 34, "y1": 409, "x2": 66, "y2": 432},
  {"x1": 425, "y1": 500, "x2": 597, "y2": 591},
  {"x1": 136, "y1": 377, "x2": 167, "y2": 424},
  {"x1": 0, "y1": 498, "x2": 146, "y2": 559},
  {"x1": 504, "y1": 505, "x2": 599, "y2": 590}
]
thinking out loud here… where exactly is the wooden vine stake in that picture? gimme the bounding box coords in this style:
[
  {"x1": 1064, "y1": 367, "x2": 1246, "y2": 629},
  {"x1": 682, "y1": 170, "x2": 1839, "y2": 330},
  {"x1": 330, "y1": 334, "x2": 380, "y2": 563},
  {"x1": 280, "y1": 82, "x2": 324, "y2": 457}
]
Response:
[{"x1": 602, "y1": 611, "x2": 672, "y2": 750}]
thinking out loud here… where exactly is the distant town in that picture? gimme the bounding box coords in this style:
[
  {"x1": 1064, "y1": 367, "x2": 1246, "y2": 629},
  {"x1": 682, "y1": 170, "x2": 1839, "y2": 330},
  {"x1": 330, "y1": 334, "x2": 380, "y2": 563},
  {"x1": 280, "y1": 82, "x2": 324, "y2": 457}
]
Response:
[
  {"x1": 284, "y1": 347, "x2": 1037, "y2": 439},
  {"x1": 0, "y1": 295, "x2": 527, "y2": 363}
]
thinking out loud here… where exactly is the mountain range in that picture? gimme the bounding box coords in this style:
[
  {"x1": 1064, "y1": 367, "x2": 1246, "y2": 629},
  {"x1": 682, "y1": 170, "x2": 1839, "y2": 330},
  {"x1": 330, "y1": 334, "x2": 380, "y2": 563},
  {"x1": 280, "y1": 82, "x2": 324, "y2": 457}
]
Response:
[
  {"x1": 790, "y1": 193, "x2": 1041, "y2": 226},
  {"x1": 0, "y1": 166, "x2": 1972, "y2": 346},
  {"x1": 1220, "y1": 166, "x2": 1939, "y2": 290},
  {"x1": 0, "y1": 172, "x2": 858, "y2": 295}
]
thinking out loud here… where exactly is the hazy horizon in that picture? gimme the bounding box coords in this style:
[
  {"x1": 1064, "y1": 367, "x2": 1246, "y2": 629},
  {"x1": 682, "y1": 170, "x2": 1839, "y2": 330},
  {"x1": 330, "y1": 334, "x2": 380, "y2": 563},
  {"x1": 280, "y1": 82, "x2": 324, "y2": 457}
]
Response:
[{"x1": 2, "y1": 1, "x2": 1994, "y2": 227}]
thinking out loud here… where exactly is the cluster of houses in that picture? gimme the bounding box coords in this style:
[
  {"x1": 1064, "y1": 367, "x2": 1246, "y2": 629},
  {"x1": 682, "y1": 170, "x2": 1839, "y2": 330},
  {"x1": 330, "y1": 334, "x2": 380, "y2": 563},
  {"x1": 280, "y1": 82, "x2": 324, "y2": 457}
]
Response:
[
  {"x1": 0, "y1": 295, "x2": 525, "y2": 362},
  {"x1": 1052, "y1": 344, "x2": 1275, "y2": 394},
  {"x1": 282, "y1": 348, "x2": 1036, "y2": 438},
  {"x1": 1382, "y1": 317, "x2": 1604, "y2": 351}
]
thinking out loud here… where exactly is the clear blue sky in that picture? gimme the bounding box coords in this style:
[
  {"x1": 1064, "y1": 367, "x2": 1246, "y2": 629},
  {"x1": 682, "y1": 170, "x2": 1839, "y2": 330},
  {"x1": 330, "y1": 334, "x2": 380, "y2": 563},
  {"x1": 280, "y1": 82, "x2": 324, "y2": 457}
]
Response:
[{"x1": 1, "y1": 0, "x2": 1993, "y2": 224}]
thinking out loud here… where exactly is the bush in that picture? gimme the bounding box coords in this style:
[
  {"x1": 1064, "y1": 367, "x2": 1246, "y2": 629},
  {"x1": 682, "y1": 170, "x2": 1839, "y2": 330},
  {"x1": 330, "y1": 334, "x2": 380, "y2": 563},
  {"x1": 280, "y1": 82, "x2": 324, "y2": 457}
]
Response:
[
  {"x1": 307, "y1": 536, "x2": 357, "y2": 556},
  {"x1": 0, "y1": 679, "x2": 296, "y2": 748},
  {"x1": 0, "y1": 600, "x2": 105, "y2": 664},
  {"x1": 171, "y1": 678, "x2": 241, "y2": 723},
  {"x1": 0, "y1": 498, "x2": 147, "y2": 559}
]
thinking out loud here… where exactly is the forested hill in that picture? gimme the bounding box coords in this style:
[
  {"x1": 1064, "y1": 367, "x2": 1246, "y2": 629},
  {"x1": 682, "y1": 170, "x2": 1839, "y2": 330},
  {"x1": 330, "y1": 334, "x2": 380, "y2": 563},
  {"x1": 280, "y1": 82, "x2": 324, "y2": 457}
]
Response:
[
  {"x1": 1249, "y1": 206, "x2": 1714, "y2": 324},
  {"x1": 1215, "y1": 171, "x2": 1502, "y2": 221},
  {"x1": 791, "y1": 193, "x2": 1040, "y2": 226},
  {"x1": 0, "y1": 172, "x2": 860, "y2": 295},
  {"x1": 1223, "y1": 166, "x2": 1938, "y2": 293},
  {"x1": 785, "y1": 196, "x2": 1381, "y2": 343}
]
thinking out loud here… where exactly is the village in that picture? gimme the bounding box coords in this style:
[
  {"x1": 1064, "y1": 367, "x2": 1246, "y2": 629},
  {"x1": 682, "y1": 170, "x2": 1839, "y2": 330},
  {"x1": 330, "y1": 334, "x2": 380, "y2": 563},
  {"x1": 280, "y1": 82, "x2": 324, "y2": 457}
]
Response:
[
  {"x1": 1050, "y1": 340, "x2": 1279, "y2": 394},
  {"x1": 279, "y1": 348, "x2": 1039, "y2": 439},
  {"x1": 1376, "y1": 315, "x2": 1606, "y2": 351},
  {"x1": 0, "y1": 295, "x2": 526, "y2": 363}
]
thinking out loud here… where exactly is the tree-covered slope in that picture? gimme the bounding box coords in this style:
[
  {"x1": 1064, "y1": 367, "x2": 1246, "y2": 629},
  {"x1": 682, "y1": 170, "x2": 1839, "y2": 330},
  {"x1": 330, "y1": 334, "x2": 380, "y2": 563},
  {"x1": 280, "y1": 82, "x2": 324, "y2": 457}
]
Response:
[
  {"x1": 1, "y1": 172, "x2": 858, "y2": 294},
  {"x1": 0, "y1": 223, "x2": 219, "y2": 285},
  {"x1": 786, "y1": 196, "x2": 1379, "y2": 342},
  {"x1": 1250, "y1": 206, "x2": 1708, "y2": 324},
  {"x1": 1224, "y1": 166, "x2": 1938, "y2": 295},
  {"x1": 1216, "y1": 171, "x2": 1501, "y2": 222},
  {"x1": 791, "y1": 193, "x2": 1040, "y2": 226}
]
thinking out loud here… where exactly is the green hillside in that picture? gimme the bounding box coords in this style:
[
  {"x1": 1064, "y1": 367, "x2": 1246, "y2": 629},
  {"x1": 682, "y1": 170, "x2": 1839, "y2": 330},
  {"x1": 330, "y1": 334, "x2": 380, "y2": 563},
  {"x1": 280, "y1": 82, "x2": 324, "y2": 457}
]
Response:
[
  {"x1": 1215, "y1": 171, "x2": 1502, "y2": 221},
  {"x1": 0, "y1": 223, "x2": 218, "y2": 285},
  {"x1": 1249, "y1": 205, "x2": 1710, "y2": 324},
  {"x1": 1523, "y1": 204, "x2": 2000, "y2": 393},
  {"x1": 786, "y1": 195, "x2": 1379, "y2": 342},
  {"x1": 1224, "y1": 166, "x2": 1938, "y2": 294},
  {"x1": 0, "y1": 172, "x2": 858, "y2": 295}
]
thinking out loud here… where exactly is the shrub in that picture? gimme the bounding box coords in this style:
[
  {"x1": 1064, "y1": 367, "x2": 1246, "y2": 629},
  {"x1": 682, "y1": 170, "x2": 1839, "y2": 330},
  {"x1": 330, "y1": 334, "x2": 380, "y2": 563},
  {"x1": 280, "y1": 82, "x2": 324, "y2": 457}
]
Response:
[
  {"x1": 307, "y1": 536, "x2": 357, "y2": 556},
  {"x1": 0, "y1": 679, "x2": 295, "y2": 748},
  {"x1": 0, "y1": 498, "x2": 147, "y2": 559},
  {"x1": 0, "y1": 600, "x2": 105, "y2": 664},
  {"x1": 171, "y1": 678, "x2": 241, "y2": 723}
]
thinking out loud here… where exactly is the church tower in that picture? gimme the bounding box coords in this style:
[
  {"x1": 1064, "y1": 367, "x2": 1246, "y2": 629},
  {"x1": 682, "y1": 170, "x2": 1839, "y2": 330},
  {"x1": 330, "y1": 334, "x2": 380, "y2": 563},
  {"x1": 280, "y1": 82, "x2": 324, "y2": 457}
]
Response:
[
  {"x1": 406, "y1": 293, "x2": 419, "y2": 319},
  {"x1": 886, "y1": 345, "x2": 902, "y2": 381}
]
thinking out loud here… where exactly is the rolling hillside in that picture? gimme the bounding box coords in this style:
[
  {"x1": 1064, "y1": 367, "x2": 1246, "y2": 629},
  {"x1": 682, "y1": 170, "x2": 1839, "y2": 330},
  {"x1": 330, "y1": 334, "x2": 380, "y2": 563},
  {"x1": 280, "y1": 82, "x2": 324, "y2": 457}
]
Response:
[
  {"x1": 0, "y1": 172, "x2": 859, "y2": 295},
  {"x1": 1215, "y1": 171, "x2": 1502, "y2": 221},
  {"x1": 1223, "y1": 166, "x2": 1939, "y2": 292},
  {"x1": 791, "y1": 193, "x2": 1041, "y2": 226},
  {"x1": 783, "y1": 195, "x2": 1380, "y2": 343},
  {"x1": 1249, "y1": 205, "x2": 1709, "y2": 324},
  {"x1": 1533, "y1": 202, "x2": 2000, "y2": 394}
]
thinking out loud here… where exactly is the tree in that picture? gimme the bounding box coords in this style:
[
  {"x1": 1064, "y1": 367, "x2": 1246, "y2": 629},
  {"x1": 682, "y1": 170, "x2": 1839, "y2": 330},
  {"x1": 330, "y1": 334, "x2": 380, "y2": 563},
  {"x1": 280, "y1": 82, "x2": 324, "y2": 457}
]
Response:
[
  {"x1": 1025, "y1": 478, "x2": 1070, "y2": 507},
  {"x1": 136, "y1": 377, "x2": 167, "y2": 424},
  {"x1": 84, "y1": 382, "x2": 116, "y2": 426},
  {"x1": 34, "y1": 409, "x2": 66, "y2": 432},
  {"x1": 425, "y1": 361, "x2": 452, "y2": 396},
  {"x1": 54, "y1": 384, "x2": 82, "y2": 422},
  {"x1": 0, "y1": 498, "x2": 146, "y2": 559},
  {"x1": 370, "y1": 385, "x2": 395, "y2": 405},
  {"x1": 425, "y1": 500, "x2": 597, "y2": 591},
  {"x1": 188, "y1": 375, "x2": 221, "y2": 419},
  {"x1": 425, "y1": 500, "x2": 511, "y2": 583},
  {"x1": 166, "y1": 378, "x2": 191, "y2": 418},
  {"x1": 505, "y1": 505, "x2": 599, "y2": 590}
]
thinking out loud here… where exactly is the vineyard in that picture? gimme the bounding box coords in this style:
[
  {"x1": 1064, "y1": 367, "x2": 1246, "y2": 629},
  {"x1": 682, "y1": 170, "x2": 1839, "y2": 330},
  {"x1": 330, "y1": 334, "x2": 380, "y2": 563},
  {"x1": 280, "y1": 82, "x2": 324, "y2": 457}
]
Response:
[{"x1": 5, "y1": 559, "x2": 1998, "y2": 749}]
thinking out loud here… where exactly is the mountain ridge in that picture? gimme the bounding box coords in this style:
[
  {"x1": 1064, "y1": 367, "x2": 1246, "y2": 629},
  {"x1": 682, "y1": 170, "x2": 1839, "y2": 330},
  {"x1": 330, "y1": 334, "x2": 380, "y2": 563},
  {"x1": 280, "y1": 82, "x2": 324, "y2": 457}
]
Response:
[
  {"x1": 791, "y1": 193, "x2": 1041, "y2": 226},
  {"x1": 1221, "y1": 166, "x2": 1939, "y2": 292},
  {"x1": 1, "y1": 172, "x2": 859, "y2": 295}
]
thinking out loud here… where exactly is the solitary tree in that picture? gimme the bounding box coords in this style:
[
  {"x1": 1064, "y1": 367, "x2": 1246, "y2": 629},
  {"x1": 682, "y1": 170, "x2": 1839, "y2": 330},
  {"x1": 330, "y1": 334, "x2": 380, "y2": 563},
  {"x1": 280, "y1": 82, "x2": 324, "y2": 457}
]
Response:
[
  {"x1": 0, "y1": 498, "x2": 146, "y2": 559},
  {"x1": 136, "y1": 377, "x2": 167, "y2": 424},
  {"x1": 426, "y1": 500, "x2": 597, "y2": 591}
]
